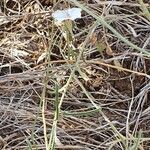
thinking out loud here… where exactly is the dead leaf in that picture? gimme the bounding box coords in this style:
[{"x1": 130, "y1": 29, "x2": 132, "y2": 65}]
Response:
[
  {"x1": 37, "y1": 52, "x2": 46, "y2": 64},
  {"x1": 106, "y1": 46, "x2": 113, "y2": 56}
]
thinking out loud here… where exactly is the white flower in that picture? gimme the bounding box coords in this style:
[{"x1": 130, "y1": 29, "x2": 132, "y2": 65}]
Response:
[{"x1": 52, "y1": 8, "x2": 82, "y2": 25}]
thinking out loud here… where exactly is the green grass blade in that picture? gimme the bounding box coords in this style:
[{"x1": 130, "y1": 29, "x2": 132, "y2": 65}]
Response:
[{"x1": 48, "y1": 84, "x2": 59, "y2": 150}]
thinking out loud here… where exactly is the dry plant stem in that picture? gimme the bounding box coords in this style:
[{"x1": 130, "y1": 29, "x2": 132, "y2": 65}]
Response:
[
  {"x1": 126, "y1": 78, "x2": 134, "y2": 149},
  {"x1": 41, "y1": 78, "x2": 48, "y2": 149},
  {"x1": 74, "y1": 76, "x2": 125, "y2": 143},
  {"x1": 41, "y1": 21, "x2": 55, "y2": 150},
  {"x1": 94, "y1": 1, "x2": 149, "y2": 7},
  {"x1": 68, "y1": 0, "x2": 150, "y2": 56},
  {"x1": 87, "y1": 60, "x2": 150, "y2": 79},
  {"x1": 43, "y1": 59, "x2": 150, "y2": 79}
]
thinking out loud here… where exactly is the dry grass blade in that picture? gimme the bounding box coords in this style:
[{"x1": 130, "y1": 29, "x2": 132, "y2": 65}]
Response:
[
  {"x1": 0, "y1": 0, "x2": 150, "y2": 149},
  {"x1": 138, "y1": 0, "x2": 150, "y2": 21},
  {"x1": 68, "y1": 0, "x2": 150, "y2": 56}
]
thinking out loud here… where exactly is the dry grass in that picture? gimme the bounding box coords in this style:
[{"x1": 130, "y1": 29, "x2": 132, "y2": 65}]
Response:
[{"x1": 0, "y1": 0, "x2": 150, "y2": 150}]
